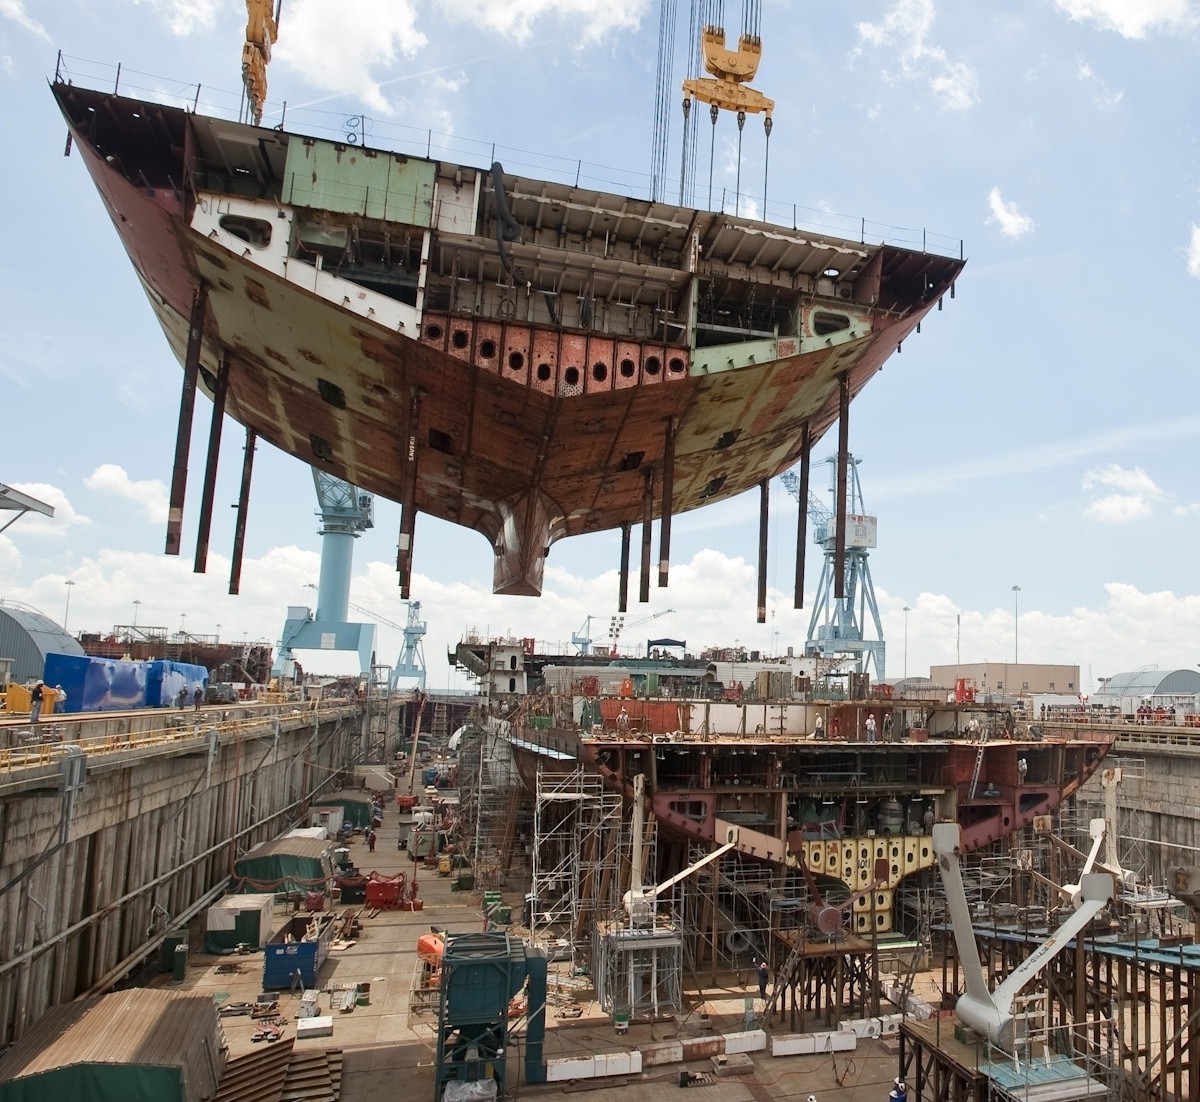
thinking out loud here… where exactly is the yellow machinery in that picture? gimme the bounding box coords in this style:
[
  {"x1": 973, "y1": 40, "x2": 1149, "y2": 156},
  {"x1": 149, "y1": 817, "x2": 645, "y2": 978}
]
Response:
[
  {"x1": 241, "y1": 0, "x2": 278, "y2": 126},
  {"x1": 682, "y1": 26, "x2": 774, "y2": 120}
]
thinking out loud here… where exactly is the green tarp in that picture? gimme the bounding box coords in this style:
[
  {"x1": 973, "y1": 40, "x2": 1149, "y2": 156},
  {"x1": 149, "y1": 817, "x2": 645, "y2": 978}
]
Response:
[{"x1": 0, "y1": 1064, "x2": 182, "y2": 1102}]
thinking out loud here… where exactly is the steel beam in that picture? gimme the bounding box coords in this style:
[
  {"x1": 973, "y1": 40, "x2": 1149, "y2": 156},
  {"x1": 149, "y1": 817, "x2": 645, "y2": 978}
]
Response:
[{"x1": 165, "y1": 283, "x2": 207, "y2": 556}]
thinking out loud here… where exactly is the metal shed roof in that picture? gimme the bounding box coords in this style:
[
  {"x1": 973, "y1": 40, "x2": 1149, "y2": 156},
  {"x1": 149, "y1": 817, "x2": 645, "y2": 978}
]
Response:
[
  {"x1": 0, "y1": 602, "x2": 86, "y2": 683},
  {"x1": 0, "y1": 989, "x2": 222, "y2": 1101},
  {"x1": 1095, "y1": 669, "x2": 1200, "y2": 700}
]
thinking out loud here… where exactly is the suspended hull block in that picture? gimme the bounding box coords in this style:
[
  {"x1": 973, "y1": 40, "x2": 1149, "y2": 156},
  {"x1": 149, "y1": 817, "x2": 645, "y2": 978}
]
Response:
[{"x1": 54, "y1": 82, "x2": 964, "y2": 595}]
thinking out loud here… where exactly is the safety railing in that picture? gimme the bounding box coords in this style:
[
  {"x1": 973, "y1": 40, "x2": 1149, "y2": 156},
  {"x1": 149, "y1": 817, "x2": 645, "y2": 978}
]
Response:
[{"x1": 0, "y1": 698, "x2": 362, "y2": 775}]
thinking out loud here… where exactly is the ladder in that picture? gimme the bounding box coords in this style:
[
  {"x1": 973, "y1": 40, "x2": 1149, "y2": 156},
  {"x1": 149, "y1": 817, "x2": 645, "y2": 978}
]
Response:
[
  {"x1": 767, "y1": 938, "x2": 809, "y2": 1015},
  {"x1": 967, "y1": 727, "x2": 990, "y2": 800},
  {"x1": 430, "y1": 701, "x2": 448, "y2": 745}
]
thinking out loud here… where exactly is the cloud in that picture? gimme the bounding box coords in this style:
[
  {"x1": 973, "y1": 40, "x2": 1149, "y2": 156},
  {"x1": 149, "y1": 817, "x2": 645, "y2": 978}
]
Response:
[
  {"x1": 1173, "y1": 502, "x2": 1200, "y2": 516},
  {"x1": 273, "y1": 0, "x2": 427, "y2": 114},
  {"x1": 0, "y1": 0, "x2": 50, "y2": 41},
  {"x1": 987, "y1": 187, "x2": 1035, "y2": 238},
  {"x1": 855, "y1": 0, "x2": 979, "y2": 111},
  {"x1": 130, "y1": 0, "x2": 224, "y2": 36},
  {"x1": 1053, "y1": 0, "x2": 1197, "y2": 39},
  {"x1": 448, "y1": 0, "x2": 647, "y2": 44},
  {"x1": 1075, "y1": 59, "x2": 1123, "y2": 107},
  {"x1": 84, "y1": 464, "x2": 169, "y2": 524},
  {"x1": 869, "y1": 413, "x2": 1200, "y2": 501},
  {"x1": 1081, "y1": 463, "x2": 1165, "y2": 522},
  {"x1": 5, "y1": 482, "x2": 88, "y2": 537},
  {"x1": 1187, "y1": 224, "x2": 1200, "y2": 278}
]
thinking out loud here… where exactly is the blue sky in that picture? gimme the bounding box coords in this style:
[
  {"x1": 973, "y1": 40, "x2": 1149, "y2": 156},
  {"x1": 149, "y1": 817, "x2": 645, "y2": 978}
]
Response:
[{"x1": 3, "y1": 0, "x2": 1200, "y2": 691}]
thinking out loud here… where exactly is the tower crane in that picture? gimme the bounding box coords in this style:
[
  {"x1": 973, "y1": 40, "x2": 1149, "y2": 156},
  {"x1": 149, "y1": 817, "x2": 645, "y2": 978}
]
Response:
[
  {"x1": 390, "y1": 601, "x2": 427, "y2": 692},
  {"x1": 346, "y1": 599, "x2": 428, "y2": 692},
  {"x1": 271, "y1": 469, "x2": 376, "y2": 679},
  {"x1": 609, "y1": 609, "x2": 675, "y2": 657},
  {"x1": 571, "y1": 615, "x2": 600, "y2": 656},
  {"x1": 780, "y1": 455, "x2": 885, "y2": 682}
]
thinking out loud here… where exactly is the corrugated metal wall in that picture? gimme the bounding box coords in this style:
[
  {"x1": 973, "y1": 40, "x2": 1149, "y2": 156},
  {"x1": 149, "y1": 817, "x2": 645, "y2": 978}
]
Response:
[{"x1": 0, "y1": 604, "x2": 85, "y2": 683}]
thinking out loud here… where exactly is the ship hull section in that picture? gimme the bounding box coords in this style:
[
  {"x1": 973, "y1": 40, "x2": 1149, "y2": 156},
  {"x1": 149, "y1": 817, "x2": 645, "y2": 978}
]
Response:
[{"x1": 55, "y1": 83, "x2": 964, "y2": 595}]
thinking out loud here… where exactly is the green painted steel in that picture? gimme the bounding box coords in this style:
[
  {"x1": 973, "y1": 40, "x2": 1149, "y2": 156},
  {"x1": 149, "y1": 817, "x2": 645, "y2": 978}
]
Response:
[
  {"x1": 0, "y1": 1064, "x2": 183, "y2": 1102},
  {"x1": 283, "y1": 139, "x2": 435, "y2": 226}
]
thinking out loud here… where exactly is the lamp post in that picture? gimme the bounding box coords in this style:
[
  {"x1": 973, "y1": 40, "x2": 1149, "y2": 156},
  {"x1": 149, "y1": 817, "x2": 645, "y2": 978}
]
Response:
[
  {"x1": 1012, "y1": 585, "x2": 1021, "y2": 665},
  {"x1": 63, "y1": 579, "x2": 75, "y2": 631},
  {"x1": 132, "y1": 599, "x2": 141, "y2": 628},
  {"x1": 902, "y1": 606, "x2": 910, "y2": 680}
]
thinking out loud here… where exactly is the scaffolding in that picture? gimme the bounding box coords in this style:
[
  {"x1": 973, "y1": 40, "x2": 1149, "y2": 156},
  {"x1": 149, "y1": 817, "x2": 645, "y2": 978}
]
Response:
[
  {"x1": 529, "y1": 765, "x2": 623, "y2": 963},
  {"x1": 673, "y1": 843, "x2": 809, "y2": 979},
  {"x1": 458, "y1": 722, "x2": 530, "y2": 888}
]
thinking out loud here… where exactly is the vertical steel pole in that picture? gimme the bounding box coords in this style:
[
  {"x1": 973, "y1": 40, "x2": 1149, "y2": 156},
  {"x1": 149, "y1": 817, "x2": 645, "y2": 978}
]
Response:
[
  {"x1": 228, "y1": 428, "x2": 257, "y2": 595},
  {"x1": 834, "y1": 373, "x2": 849, "y2": 600},
  {"x1": 794, "y1": 422, "x2": 810, "y2": 609},
  {"x1": 618, "y1": 524, "x2": 631, "y2": 613},
  {"x1": 166, "y1": 284, "x2": 207, "y2": 555},
  {"x1": 757, "y1": 479, "x2": 769, "y2": 624},
  {"x1": 639, "y1": 468, "x2": 654, "y2": 604},
  {"x1": 658, "y1": 418, "x2": 675, "y2": 588},
  {"x1": 397, "y1": 390, "x2": 422, "y2": 599},
  {"x1": 194, "y1": 352, "x2": 230, "y2": 573}
]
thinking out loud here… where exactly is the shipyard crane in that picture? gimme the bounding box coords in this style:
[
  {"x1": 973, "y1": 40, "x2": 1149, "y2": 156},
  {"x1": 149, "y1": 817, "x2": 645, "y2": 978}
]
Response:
[
  {"x1": 571, "y1": 615, "x2": 600, "y2": 656},
  {"x1": 272, "y1": 470, "x2": 376, "y2": 679},
  {"x1": 346, "y1": 599, "x2": 428, "y2": 692},
  {"x1": 609, "y1": 609, "x2": 675, "y2": 657},
  {"x1": 781, "y1": 455, "x2": 885, "y2": 682},
  {"x1": 673, "y1": 0, "x2": 775, "y2": 213},
  {"x1": 391, "y1": 601, "x2": 427, "y2": 692}
]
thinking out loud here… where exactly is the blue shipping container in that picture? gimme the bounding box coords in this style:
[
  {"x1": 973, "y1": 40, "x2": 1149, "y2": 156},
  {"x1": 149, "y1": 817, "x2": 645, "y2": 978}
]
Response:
[
  {"x1": 43, "y1": 653, "x2": 148, "y2": 712},
  {"x1": 146, "y1": 660, "x2": 208, "y2": 708},
  {"x1": 40, "y1": 653, "x2": 207, "y2": 713}
]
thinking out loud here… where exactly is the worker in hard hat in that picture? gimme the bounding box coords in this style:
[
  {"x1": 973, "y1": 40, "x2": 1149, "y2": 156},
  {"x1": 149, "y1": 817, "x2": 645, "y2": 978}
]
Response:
[{"x1": 30, "y1": 680, "x2": 47, "y2": 723}]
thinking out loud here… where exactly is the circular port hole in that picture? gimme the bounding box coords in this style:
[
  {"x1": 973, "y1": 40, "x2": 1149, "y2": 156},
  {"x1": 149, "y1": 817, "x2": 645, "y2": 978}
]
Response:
[
  {"x1": 508, "y1": 351, "x2": 525, "y2": 371},
  {"x1": 425, "y1": 324, "x2": 443, "y2": 341},
  {"x1": 537, "y1": 363, "x2": 552, "y2": 382},
  {"x1": 645, "y1": 356, "x2": 661, "y2": 375},
  {"x1": 619, "y1": 358, "x2": 636, "y2": 378},
  {"x1": 564, "y1": 366, "x2": 580, "y2": 386},
  {"x1": 592, "y1": 362, "x2": 608, "y2": 383},
  {"x1": 479, "y1": 339, "x2": 497, "y2": 359},
  {"x1": 451, "y1": 330, "x2": 469, "y2": 349},
  {"x1": 668, "y1": 356, "x2": 685, "y2": 373}
]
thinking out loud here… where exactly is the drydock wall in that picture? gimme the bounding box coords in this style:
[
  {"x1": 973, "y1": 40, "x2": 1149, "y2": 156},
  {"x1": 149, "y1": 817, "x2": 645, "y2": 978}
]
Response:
[
  {"x1": 1072, "y1": 724, "x2": 1200, "y2": 883},
  {"x1": 0, "y1": 703, "x2": 365, "y2": 1044}
]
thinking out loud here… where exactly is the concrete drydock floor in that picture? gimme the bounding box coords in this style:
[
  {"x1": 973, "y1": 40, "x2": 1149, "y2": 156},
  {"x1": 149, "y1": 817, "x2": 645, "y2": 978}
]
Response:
[{"x1": 156, "y1": 804, "x2": 911, "y2": 1102}]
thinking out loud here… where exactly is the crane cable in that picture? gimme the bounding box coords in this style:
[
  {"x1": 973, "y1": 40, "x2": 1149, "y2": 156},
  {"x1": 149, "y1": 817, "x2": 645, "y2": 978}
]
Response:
[{"x1": 651, "y1": 0, "x2": 678, "y2": 204}]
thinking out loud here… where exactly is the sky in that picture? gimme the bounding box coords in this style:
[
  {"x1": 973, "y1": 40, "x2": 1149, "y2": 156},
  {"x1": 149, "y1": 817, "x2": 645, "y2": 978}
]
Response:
[{"x1": 2, "y1": 0, "x2": 1200, "y2": 693}]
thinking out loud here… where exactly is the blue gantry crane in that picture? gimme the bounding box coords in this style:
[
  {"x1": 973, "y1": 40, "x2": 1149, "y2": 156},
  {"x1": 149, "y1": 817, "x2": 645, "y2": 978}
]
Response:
[
  {"x1": 345, "y1": 599, "x2": 427, "y2": 692},
  {"x1": 390, "y1": 600, "x2": 427, "y2": 691},
  {"x1": 781, "y1": 454, "x2": 885, "y2": 681},
  {"x1": 272, "y1": 470, "x2": 377, "y2": 679}
]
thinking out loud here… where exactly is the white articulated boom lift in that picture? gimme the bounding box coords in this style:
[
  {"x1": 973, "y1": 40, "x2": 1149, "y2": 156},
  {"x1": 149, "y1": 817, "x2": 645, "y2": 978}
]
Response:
[
  {"x1": 932, "y1": 823, "x2": 1112, "y2": 1057},
  {"x1": 623, "y1": 775, "x2": 736, "y2": 927}
]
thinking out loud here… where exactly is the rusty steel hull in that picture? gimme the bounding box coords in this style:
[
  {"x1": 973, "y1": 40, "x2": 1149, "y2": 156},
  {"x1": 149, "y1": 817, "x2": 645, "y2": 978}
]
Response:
[
  {"x1": 504, "y1": 707, "x2": 1115, "y2": 934},
  {"x1": 55, "y1": 82, "x2": 965, "y2": 595}
]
